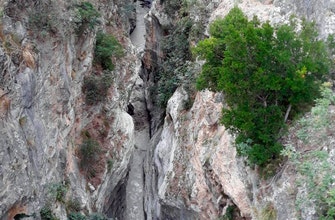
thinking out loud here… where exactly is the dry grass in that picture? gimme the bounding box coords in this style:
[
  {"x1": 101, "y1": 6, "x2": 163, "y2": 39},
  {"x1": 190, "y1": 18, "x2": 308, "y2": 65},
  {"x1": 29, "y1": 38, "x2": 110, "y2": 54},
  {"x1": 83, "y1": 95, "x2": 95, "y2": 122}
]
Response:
[
  {"x1": 253, "y1": 202, "x2": 277, "y2": 220},
  {"x1": 0, "y1": 23, "x2": 5, "y2": 42},
  {"x1": 22, "y1": 44, "x2": 36, "y2": 69},
  {"x1": 0, "y1": 89, "x2": 11, "y2": 119}
]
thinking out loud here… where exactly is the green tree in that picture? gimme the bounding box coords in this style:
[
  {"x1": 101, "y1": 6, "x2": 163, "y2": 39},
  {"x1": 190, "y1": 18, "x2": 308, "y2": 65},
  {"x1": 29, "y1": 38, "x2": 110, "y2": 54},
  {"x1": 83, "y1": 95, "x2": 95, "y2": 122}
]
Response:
[{"x1": 193, "y1": 7, "x2": 331, "y2": 165}]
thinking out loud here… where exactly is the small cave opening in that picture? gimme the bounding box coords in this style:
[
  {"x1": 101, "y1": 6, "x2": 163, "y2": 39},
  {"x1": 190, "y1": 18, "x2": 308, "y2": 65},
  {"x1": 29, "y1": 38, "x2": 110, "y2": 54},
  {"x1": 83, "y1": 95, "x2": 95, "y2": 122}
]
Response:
[
  {"x1": 127, "y1": 103, "x2": 135, "y2": 115},
  {"x1": 13, "y1": 213, "x2": 32, "y2": 220},
  {"x1": 139, "y1": 0, "x2": 152, "y2": 9}
]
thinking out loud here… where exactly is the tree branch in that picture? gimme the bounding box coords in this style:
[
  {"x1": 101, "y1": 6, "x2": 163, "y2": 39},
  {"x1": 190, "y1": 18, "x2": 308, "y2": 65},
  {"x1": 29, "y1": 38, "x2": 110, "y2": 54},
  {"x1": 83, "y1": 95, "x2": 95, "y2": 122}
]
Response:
[{"x1": 284, "y1": 104, "x2": 292, "y2": 123}]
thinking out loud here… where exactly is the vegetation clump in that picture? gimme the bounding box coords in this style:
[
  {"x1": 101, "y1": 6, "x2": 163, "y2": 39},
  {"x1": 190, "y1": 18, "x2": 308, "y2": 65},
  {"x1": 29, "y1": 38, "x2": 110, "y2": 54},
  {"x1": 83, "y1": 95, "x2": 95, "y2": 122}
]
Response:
[
  {"x1": 79, "y1": 136, "x2": 102, "y2": 179},
  {"x1": 282, "y1": 85, "x2": 335, "y2": 219},
  {"x1": 82, "y1": 71, "x2": 113, "y2": 105},
  {"x1": 155, "y1": 17, "x2": 195, "y2": 107},
  {"x1": 74, "y1": 2, "x2": 100, "y2": 34},
  {"x1": 68, "y1": 212, "x2": 86, "y2": 220},
  {"x1": 66, "y1": 198, "x2": 81, "y2": 213},
  {"x1": 94, "y1": 31, "x2": 124, "y2": 71},
  {"x1": 40, "y1": 206, "x2": 59, "y2": 220},
  {"x1": 68, "y1": 212, "x2": 109, "y2": 220},
  {"x1": 28, "y1": 1, "x2": 60, "y2": 37},
  {"x1": 148, "y1": 0, "x2": 208, "y2": 109},
  {"x1": 193, "y1": 7, "x2": 332, "y2": 165},
  {"x1": 82, "y1": 31, "x2": 123, "y2": 105},
  {"x1": 48, "y1": 182, "x2": 67, "y2": 203}
]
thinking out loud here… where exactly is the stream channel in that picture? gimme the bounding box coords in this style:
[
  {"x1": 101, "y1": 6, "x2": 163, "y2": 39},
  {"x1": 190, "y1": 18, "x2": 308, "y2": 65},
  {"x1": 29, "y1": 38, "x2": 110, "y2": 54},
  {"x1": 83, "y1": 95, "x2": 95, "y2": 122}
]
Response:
[{"x1": 126, "y1": 1, "x2": 151, "y2": 219}]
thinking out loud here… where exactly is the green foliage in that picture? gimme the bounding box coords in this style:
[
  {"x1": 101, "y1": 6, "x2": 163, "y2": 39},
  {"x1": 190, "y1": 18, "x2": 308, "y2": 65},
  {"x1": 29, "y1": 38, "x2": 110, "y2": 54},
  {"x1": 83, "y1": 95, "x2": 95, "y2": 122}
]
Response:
[
  {"x1": 149, "y1": 1, "x2": 206, "y2": 109},
  {"x1": 155, "y1": 17, "x2": 195, "y2": 107},
  {"x1": 82, "y1": 71, "x2": 114, "y2": 105},
  {"x1": 79, "y1": 137, "x2": 101, "y2": 178},
  {"x1": 74, "y1": 2, "x2": 100, "y2": 34},
  {"x1": 326, "y1": 34, "x2": 335, "y2": 62},
  {"x1": 282, "y1": 86, "x2": 335, "y2": 219},
  {"x1": 107, "y1": 159, "x2": 113, "y2": 172},
  {"x1": 297, "y1": 84, "x2": 335, "y2": 142},
  {"x1": 68, "y1": 212, "x2": 109, "y2": 220},
  {"x1": 88, "y1": 213, "x2": 109, "y2": 220},
  {"x1": 66, "y1": 198, "x2": 81, "y2": 213},
  {"x1": 193, "y1": 7, "x2": 332, "y2": 165},
  {"x1": 19, "y1": 116, "x2": 27, "y2": 126},
  {"x1": 28, "y1": 5, "x2": 60, "y2": 36},
  {"x1": 119, "y1": 3, "x2": 136, "y2": 21},
  {"x1": 220, "y1": 205, "x2": 234, "y2": 220},
  {"x1": 40, "y1": 206, "x2": 59, "y2": 220},
  {"x1": 48, "y1": 182, "x2": 67, "y2": 203},
  {"x1": 162, "y1": 0, "x2": 183, "y2": 17},
  {"x1": 69, "y1": 212, "x2": 86, "y2": 220},
  {"x1": 259, "y1": 203, "x2": 277, "y2": 220},
  {"x1": 284, "y1": 149, "x2": 335, "y2": 219},
  {"x1": 94, "y1": 31, "x2": 124, "y2": 71}
]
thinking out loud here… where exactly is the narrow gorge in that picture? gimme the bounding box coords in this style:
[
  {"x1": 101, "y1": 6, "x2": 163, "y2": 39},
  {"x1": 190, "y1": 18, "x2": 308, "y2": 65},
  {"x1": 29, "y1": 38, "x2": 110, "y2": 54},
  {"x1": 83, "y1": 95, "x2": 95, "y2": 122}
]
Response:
[
  {"x1": 126, "y1": 1, "x2": 151, "y2": 219},
  {"x1": 1, "y1": 0, "x2": 335, "y2": 220}
]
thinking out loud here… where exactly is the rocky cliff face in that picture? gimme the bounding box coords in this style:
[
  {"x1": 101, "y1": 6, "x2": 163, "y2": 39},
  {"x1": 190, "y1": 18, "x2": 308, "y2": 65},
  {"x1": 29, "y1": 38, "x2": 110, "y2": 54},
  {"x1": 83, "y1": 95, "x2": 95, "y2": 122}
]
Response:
[
  {"x1": 0, "y1": 0, "x2": 334, "y2": 219},
  {"x1": 154, "y1": 89, "x2": 251, "y2": 219},
  {"x1": 0, "y1": 0, "x2": 138, "y2": 219},
  {"x1": 144, "y1": 0, "x2": 335, "y2": 220}
]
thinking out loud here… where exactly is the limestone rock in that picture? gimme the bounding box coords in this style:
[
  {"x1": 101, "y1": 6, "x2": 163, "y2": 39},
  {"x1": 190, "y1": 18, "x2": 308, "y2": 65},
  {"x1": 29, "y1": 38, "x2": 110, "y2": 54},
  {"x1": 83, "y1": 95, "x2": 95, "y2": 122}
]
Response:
[
  {"x1": 155, "y1": 88, "x2": 251, "y2": 219},
  {"x1": 211, "y1": 0, "x2": 335, "y2": 37},
  {"x1": 0, "y1": 0, "x2": 138, "y2": 218}
]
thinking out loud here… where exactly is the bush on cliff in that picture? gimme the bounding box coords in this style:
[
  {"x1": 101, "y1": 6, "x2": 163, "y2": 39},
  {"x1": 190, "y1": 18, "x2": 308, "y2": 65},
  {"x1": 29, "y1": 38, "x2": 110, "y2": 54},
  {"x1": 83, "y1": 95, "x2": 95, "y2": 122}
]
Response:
[
  {"x1": 94, "y1": 31, "x2": 124, "y2": 71},
  {"x1": 82, "y1": 71, "x2": 113, "y2": 105},
  {"x1": 74, "y1": 2, "x2": 100, "y2": 34},
  {"x1": 193, "y1": 7, "x2": 332, "y2": 165},
  {"x1": 79, "y1": 137, "x2": 102, "y2": 178}
]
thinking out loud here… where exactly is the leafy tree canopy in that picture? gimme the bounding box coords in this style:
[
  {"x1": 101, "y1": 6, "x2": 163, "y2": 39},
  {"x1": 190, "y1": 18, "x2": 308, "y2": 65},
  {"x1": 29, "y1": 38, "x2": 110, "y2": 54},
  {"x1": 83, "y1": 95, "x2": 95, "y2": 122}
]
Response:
[{"x1": 193, "y1": 7, "x2": 332, "y2": 165}]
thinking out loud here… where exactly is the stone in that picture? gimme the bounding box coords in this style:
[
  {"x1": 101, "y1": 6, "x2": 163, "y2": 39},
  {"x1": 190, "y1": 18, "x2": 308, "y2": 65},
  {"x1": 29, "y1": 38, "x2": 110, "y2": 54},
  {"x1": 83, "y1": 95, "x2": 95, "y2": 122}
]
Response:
[{"x1": 155, "y1": 89, "x2": 252, "y2": 219}]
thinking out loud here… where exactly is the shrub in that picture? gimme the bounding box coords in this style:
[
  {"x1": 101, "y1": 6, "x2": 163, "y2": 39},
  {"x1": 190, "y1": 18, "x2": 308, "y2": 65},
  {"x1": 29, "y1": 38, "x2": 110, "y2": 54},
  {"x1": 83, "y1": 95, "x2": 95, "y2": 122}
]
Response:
[
  {"x1": 68, "y1": 213, "x2": 110, "y2": 220},
  {"x1": 28, "y1": 8, "x2": 59, "y2": 36},
  {"x1": 74, "y1": 2, "x2": 100, "y2": 34},
  {"x1": 260, "y1": 203, "x2": 277, "y2": 220},
  {"x1": 80, "y1": 138, "x2": 100, "y2": 162},
  {"x1": 83, "y1": 75, "x2": 103, "y2": 105},
  {"x1": 40, "y1": 206, "x2": 59, "y2": 220},
  {"x1": 82, "y1": 71, "x2": 114, "y2": 105},
  {"x1": 66, "y1": 198, "x2": 81, "y2": 213},
  {"x1": 68, "y1": 212, "x2": 86, "y2": 220},
  {"x1": 282, "y1": 86, "x2": 335, "y2": 219},
  {"x1": 79, "y1": 137, "x2": 101, "y2": 178},
  {"x1": 47, "y1": 182, "x2": 67, "y2": 203},
  {"x1": 162, "y1": 0, "x2": 183, "y2": 17},
  {"x1": 193, "y1": 7, "x2": 332, "y2": 165},
  {"x1": 221, "y1": 205, "x2": 234, "y2": 220},
  {"x1": 88, "y1": 213, "x2": 109, "y2": 220},
  {"x1": 107, "y1": 159, "x2": 113, "y2": 172},
  {"x1": 94, "y1": 32, "x2": 124, "y2": 71},
  {"x1": 155, "y1": 17, "x2": 194, "y2": 107},
  {"x1": 19, "y1": 116, "x2": 27, "y2": 126}
]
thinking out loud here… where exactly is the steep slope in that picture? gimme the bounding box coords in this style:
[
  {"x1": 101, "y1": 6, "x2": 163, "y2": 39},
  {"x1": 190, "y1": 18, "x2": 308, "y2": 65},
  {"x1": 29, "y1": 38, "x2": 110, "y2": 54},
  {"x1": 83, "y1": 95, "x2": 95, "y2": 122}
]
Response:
[
  {"x1": 1, "y1": 0, "x2": 335, "y2": 219},
  {"x1": 142, "y1": 0, "x2": 335, "y2": 219},
  {"x1": 0, "y1": 0, "x2": 139, "y2": 219}
]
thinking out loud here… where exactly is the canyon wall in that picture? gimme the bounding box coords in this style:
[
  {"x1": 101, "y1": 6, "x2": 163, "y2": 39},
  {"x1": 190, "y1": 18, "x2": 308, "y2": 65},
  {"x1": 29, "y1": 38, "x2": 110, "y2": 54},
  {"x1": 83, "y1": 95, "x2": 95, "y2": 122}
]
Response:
[
  {"x1": 0, "y1": 0, "x2": 334, "y2": 219},
  {"x1": 0, "y1": 0, "x2": 138, "y2": 219},
  {"x1": 145, "y1": 0, "x2": 335, "y2": 219}
]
